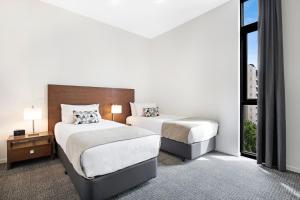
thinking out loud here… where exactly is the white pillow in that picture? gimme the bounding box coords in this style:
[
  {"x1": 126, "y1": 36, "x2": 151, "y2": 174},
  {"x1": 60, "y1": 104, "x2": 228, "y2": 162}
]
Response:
[
  {"x1": 130, "y1": 102, "x2": 137, "y2": 116},
  {"x1": 133, "y1": 102, "x2": 157, "y2": 116},
  {"x1": 61, "y1": 104, "x2": 101, "y2": 124}
]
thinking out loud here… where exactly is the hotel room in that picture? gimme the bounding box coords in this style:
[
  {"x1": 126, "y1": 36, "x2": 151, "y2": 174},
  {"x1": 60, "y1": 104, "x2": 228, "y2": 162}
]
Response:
[{"x1": 0, "y1": 0, "x2": 300, "y2": 199}]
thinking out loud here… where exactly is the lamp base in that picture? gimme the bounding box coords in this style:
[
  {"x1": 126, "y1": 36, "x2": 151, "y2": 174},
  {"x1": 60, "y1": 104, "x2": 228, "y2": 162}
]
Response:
[{"x1": 27, "y1": 133, "x2": 39, "y2": 137}]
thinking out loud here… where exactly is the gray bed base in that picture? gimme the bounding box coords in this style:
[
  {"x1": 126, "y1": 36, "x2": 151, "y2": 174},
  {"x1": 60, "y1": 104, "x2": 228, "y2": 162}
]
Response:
[
  {"x1": 160, "y1": 137, "x2": 216, "y2": 160},
  {"x1": 57, "y1": 145, "x2": 157, "y2": 200}
]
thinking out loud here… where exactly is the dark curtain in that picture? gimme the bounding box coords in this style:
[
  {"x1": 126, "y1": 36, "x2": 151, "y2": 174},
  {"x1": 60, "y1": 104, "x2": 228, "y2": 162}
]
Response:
[{"x1": 257, "y1": 0, "x2": 286, "y2": 171}]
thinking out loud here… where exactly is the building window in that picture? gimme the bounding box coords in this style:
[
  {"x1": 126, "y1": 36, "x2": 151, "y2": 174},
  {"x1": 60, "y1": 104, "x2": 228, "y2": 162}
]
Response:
[{"x1": 240, "y1": 0, "x2": 258, "y2": 158}]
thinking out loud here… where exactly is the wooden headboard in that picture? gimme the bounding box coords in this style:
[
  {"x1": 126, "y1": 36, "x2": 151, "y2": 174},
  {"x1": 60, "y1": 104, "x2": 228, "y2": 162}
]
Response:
[{"x1": 48, "y1": 84, "x2": 134, "y2": 132}]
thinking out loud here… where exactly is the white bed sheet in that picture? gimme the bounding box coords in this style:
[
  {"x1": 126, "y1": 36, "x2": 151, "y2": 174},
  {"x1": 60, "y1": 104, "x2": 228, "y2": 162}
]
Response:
[
  {"x1": 126, "y1": 115, "x2": 218, "y2": 144},
  {"x1": 55, "y1": 120, "x2": 160, "y2": 178}
]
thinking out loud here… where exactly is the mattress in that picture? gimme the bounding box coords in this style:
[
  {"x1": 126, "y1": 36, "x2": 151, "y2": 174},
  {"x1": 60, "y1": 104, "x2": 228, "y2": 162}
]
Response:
[
  {"x1": 55, "y1": 120, "x2": 160, "y2": 178},
  {"x1": 126, "y1": 115, "x2": 218, "y2": 144}
]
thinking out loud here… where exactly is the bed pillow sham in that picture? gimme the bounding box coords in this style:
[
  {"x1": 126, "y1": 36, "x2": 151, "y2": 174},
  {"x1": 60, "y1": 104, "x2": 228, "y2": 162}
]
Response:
[
  {"x1": 133, "y1": 102, "x2": 157, "y2": 116},
  {"x1": 73, "y1": 110, "x2": 100, "y2": 125},
  {"x1": 143, "y1": 107, "x2": 160, "y2": 117},
  {"x1": 61, "y1": 104, "x2": 101, "y2": 124}
]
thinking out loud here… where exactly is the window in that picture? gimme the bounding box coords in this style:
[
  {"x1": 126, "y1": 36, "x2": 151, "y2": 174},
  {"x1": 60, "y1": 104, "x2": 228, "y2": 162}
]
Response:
[
  {"x1": 242, "y1": 0, "x2": 258, "y2": 26},
  {"x1": 240, "y1": 0, "x2": 259, "y2": 158}
]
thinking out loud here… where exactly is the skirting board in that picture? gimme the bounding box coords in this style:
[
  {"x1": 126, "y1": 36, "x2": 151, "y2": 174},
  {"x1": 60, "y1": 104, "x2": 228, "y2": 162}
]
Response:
[
  {"x1": 287, "y1": 165, "x2": 300, "y2": 174},
  {"x1": 0, "y1": 158, "x2": 7, "y2": 164},
  {"x1": 215, "y1": 149, "x2": 241, "y2": 157}
]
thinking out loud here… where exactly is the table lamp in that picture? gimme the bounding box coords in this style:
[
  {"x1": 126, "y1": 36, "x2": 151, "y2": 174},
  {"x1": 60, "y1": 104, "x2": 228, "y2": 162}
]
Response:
[
  {"x1": 24, "y1": 106, "x2": 42, "y2": 136},
  {"x1": 111, "y1": 105, "x2": 122, "y2": 121}
]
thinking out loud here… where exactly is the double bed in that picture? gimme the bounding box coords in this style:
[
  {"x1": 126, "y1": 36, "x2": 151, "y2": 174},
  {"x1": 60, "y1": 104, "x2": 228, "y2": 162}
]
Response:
[{"x1": 48, "y1": 85, "x2": 160, "y2": 200}]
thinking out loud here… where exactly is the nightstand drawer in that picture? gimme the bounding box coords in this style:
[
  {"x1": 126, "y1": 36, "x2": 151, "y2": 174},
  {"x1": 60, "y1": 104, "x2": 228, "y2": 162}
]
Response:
[{"x1": 8, "y1": 144, "x2": 52, "y2": 162}]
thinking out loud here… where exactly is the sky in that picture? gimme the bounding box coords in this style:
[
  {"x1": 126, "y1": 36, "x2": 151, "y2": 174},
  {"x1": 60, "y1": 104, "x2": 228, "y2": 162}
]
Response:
[{"x1": 244, "y1": 0, "x2": 258, "y2": 68}]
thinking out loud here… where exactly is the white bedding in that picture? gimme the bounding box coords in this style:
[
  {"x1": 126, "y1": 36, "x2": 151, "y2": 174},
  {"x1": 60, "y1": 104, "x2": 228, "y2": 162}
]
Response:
[
  {"x1": 126, "y1": 115, "x2": 218, "y2": 144},
  {"x1": 55, "y1": 120, "x2": 160, "y2": 178}
]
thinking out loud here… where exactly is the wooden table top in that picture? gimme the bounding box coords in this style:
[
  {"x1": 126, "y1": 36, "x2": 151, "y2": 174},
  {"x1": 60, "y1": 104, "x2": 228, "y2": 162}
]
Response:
[{"x1": 7, "y1": 131, "x2": 53, "y2": 141}]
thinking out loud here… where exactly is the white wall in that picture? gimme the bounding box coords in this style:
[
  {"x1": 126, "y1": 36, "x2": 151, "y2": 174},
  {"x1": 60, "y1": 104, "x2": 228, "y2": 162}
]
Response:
[
  {"x1": 149, "y1": 1, "x2": 240, "y2": 156},
  {"x1": 282, "y1": 0, "x2": 300, "y2": 173},
  {"x1": 0, "y1": 0, "x2": 151, "y2": 162}
]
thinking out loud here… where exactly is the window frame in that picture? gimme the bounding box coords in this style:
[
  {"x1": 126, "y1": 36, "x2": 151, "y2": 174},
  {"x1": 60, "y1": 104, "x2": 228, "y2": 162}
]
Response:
[{"x1": 240, "y1": 0, "x2": 258, "y2": 159}]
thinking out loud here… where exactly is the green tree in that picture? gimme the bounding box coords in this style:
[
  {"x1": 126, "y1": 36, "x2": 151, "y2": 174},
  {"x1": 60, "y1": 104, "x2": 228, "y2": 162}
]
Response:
[{"x1": 244, "y1": 120, "x2": 257, "y2": 153}]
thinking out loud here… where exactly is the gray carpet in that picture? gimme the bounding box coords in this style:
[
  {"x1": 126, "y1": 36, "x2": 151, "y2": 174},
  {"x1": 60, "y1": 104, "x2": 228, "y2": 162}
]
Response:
[{"x1": 1, "y1": 152, "x2": 300, "y2": 200}]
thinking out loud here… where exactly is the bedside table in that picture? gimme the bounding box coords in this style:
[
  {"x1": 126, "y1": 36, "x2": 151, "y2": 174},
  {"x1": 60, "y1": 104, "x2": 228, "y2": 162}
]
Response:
[{"x1": 7, "y1": 131, "x2": 55, "y2": 169}]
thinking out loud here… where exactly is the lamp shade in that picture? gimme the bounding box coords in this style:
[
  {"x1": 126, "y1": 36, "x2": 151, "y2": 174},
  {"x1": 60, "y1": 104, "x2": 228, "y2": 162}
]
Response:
[
  {"x1": 24, "y1": 107, "x2": 42, "y2": 120},
  {"x1": 111, "y1": 105, "x2": 122, "y2": 114}
]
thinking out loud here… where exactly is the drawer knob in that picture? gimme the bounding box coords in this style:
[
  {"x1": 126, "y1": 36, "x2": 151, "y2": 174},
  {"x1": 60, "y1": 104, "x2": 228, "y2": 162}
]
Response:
[{"x1": 29, "y1": 149, "x2": 35, "y2": 154}]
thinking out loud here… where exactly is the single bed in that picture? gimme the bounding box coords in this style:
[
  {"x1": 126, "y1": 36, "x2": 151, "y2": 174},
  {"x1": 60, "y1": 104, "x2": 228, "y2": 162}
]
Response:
[
  {"x1": 127, "y1": 114, "x2": 218, "y2": 160},
  {"x1": 48, "y1": 85, "x2": 160, "y2": 200},
  {"x1": 55, "y1": 120, "x2": 160, "y2": 178}
]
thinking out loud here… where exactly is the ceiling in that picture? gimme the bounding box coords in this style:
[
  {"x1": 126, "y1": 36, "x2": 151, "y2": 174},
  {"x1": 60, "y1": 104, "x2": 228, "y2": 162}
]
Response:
[{"x1": 40, "y1": 0, "x2": 230, "y2": 39}]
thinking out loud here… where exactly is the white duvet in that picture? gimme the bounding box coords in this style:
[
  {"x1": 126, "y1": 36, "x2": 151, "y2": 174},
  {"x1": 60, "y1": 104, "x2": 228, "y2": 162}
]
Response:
[
  {"x1": 55, "y1": 120, "x2": 160, "y2": 178},
  {"x1": 126, "y1": 114, "x2": 218, "y2": 144}
]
